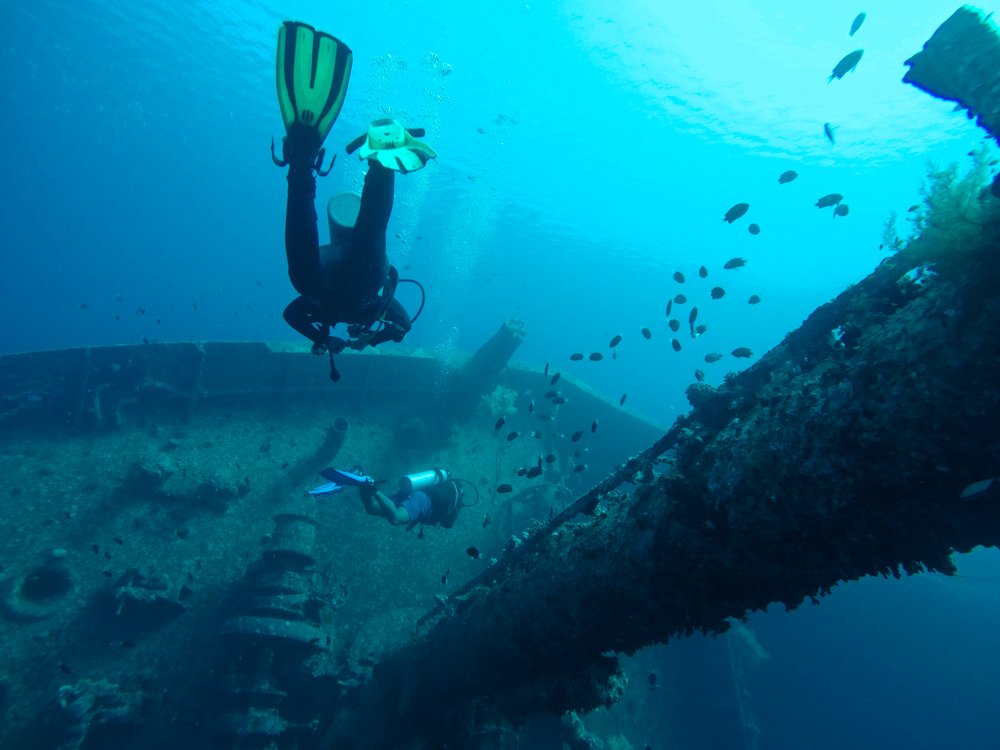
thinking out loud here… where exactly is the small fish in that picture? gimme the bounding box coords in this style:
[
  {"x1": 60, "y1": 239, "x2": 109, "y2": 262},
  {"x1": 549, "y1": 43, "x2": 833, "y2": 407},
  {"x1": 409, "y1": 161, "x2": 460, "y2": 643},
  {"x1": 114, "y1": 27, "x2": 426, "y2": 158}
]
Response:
[
  {"x1": 748, "y1": 294, "x2": 761, "y2": 305},
  {"x1": 545, "y1": 454, "x2": 557, "y2": 463},
  {"x1": 824, "y1": 122, "x2": 836, "y2": 144},
  {"x1": 589, "y1": 352, "x2": 604, "y2": 361},
  {"x1": 723, "y1": 202, "x2": 750, "y2": 223},
  {"x1": 849, "y1": 11, "x2": 866, "y2": 37},
  {"x1": 778, "y1": 170, "x2": 798, "y2": 184},
  {"x1": 526, "y1": 466, "x2": 543, "y2": 479},
  {"x1": 570, "y1": 353, "x2": 584, "y2": 361},
  {"x1": 673, "y1": 271, "x2": 685, "y2": 283},
  {"x1": 531, "y1": 430, "x2": 542, "y2": 439},
  {"x1": 834, "y1": 204, "x2": 850, "y2": 217},
  {"x1": 551, "y1": 372, "x2": 561, "y2": 385},
  {"x1": 732, "y1": 347, "x2": 753, "y2": 358},
  {"x1": 544, "y1": 362, "x2": 549, "y2": 376},
  {"x1": 544, "y1": 390, "x2": 559, "y2": 399},
  {"x1": 495, "y1": 418, "x2": 505, "y2": 430},
  {"x1": 507, "y1": 431, "x2": 519, "y2": 441},
  {"x1": 694, "y1": 324, "x2": 707, "y2": 336},
  {"x1": 466, "y1": 546, "x2": 480, "y2": 559},
  {"x1": 907, "y1": 204, "x2": 920, "y2": 212},
  {"x1": 571, "y1": 430, "x2": 584, "y2": 442},
  {"x1": 668, "y1": 319, "x2": 680, "y2": 332},
  {"x1": 699, "y1": 265, "x2": 708, "y2": 278},
  {"x1": 574, "y1": 448, "x2": 588, "y2": 458},
  {"x1": 573, "y1": 464, "x2": 587, "y2": 473},
  {"x1": 665, "y1": 299, "x2": 673, "y2": 317},
  {"x1": 723, "y1": 257, "x2": 746, "y2": 269},
  {"x1": 705, "y1": 353, "x2": 723, "y2": 363},
  {"x1": 517, "y1": 467, "x2": 527, "y2": 477},
  {"x1": 619, "y1": 393, "x2": 627, "y2": 406},
  {"x1": 649, "y1": 671, "x2": 658, "y2": 689},
  {"x1": 816, "y1": 193, "x2": 844, "y2": 208},
  {"x1": 482, "y1": 514, "x2": 492, "y2": 528},
  {"x1": 641, "y1": 327, "x2": 652, "y2": 340},
  {"x1": 673, "y1": 294, "x2": 687, "y2": 304},
  {"x1": 711, "y1": 287, "x2": 726, "y2": 299},
  {"x1": 748, "y1": 223, "x2": 760, "y2": 235},
  {"x1": 442, "y1": 569, "x2": 450, "y2": 584},
  {"x1": 552, "y1": 396, "x2": 566, "y2": 405},
  {"x1": 671, "y1": 338, "x2": 682, "y2": 352},
  {"x1": 591, "y1": 419, "x2": 598, "y2": 434},
  {"x1": 694, "y1": 369, "x2": 705, "y2": 382},
  {"x1": 609, "y1": 334, "x2": 622, "y2": 348},
  {"x1": 497, "y1": 483, "x2": 513, "y2": 493},
  {"x1": 688, "y1": 307, "x2": 698, "y2": 325},
  {"x1": 829, "y1": 49, "x2": 863, "y2": 81}
]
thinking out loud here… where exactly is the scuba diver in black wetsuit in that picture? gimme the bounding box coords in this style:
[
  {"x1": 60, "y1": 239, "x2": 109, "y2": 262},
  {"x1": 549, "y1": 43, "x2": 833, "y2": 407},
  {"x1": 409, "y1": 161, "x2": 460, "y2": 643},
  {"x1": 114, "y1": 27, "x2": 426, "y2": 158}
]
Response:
[{"x1": 271, "y1": 21, "x2": 436, "y2": 381}]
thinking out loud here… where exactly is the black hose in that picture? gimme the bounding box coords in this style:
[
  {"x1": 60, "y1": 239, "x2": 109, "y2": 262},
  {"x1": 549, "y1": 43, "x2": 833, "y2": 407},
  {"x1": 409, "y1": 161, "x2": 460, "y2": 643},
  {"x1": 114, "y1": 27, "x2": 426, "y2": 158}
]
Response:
[{"x1": 398, "y1": 278, "x2": 427, "y2": 324}]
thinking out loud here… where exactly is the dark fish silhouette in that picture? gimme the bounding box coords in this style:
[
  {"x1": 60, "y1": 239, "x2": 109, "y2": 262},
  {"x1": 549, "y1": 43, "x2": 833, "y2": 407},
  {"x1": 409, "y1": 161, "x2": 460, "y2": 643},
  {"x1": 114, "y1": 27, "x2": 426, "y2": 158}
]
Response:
[
  {"x1": 641, "y1": 327, "x2": 652, "y2": 340},
  {"x1": 570, "y1": 352, "x2": 584, "y2": 361},
  {"x1": 694, "y1": 369, "x2": 705, "y2": 382},
  {"x1": 591, "y1": 419, "x2": 598, "y2": 433},
  {"x1": 507, "y1": 431, "x2": 519, "y2": 441},
  {"x1": 824, "y1": 122, "x2": 836, "y2": 144},
  {"x1": 544, "y1": 362, "x2": 549, "y2": 376},
  {"x1": 619, "y1": 393, "x2": 627, "y2": 406},
  {"x1": 494, "y1": 418, "x2": 505, "y2": 430},
  {"x1": 466, "y1": 546, "x2": 480, "y2": 559},
  {"x1": 699, "y1": 265, "x2": 708, "y2": 278},
  {"x1": 816, "y1": 193, "x2": 844, "y2": 208},
  {"x1": 589, "y1": 352, "x2": 603, "y2": 361},
  {"x1": 668, "y1": 319, "x2": 680, "y2": 332},
  {"x1": 723, "y1": 202, "x2": 750, "y2": 223},
  {"x1": 748, "y1": 223, "x2": 760, "y2": 235},
  {"x1": 545, "y1": 453, "x2": 557, "y2": 463},
  {"x1": 482, "y1": 514, "x2": 491, "y2": 528},
  {"x1": 497, "y1": 483, "x2": 513, "y2": 493},
  {"x1": 705, "y1": 353, "x2": 723, "y2": 363},
  {"x1": 573, "y1": 464, "x2": 587, "y2": 473},
  {"x1": 571, "y1": 430, "x2": 584, "y2": 442},
  {"x1": 673, "y1": 294, "x2": 687, "y2": 304},
  {"x1": 544, "y1": 390, "x2": 559, "y2": 399},
  {"x1": 665, "y1": 299, "x2": 673, "y2": 317},
  {"x1": 711, "y1": 287, "x2": 726, "y2": 299},
  {"x1": 551, "y1": 372, "x2": 561, "y2": 385},
  {"x1": 724, "y1": 257, "x2": 746, "y2": 269},
  {"x1": 829, "y1": 49, "x2": 863, "y2": 81},
  {"x1": 689, "y1": 307, "x2": 698, "y2": 325},
  {"x1": 552, "y1": 396, "x2": 567, "y2": 405},
  {"x1": 526, "y1": 466, "x2": 543, "y2": 479},
  {"x1": 732, "y1": 347, "x2": 753, "y2": 358},
  {"x1": 694, "y1": 324, "x2": 707, "y2": 335},
  {"x1": 748, "y1": 294, "x2": 762, "y2": 305},
  {"x1": 778, "y1": 170, "x2": 798, "y2": 184},
  {"x1": 834, "y1": 204, "x2": 850, "y2": 217},
  {"x1": 671, "y1": 339, "x2": 682, "y2": 352},
  {"x1": 849, "y1": 12, "x2": 866, "y2": 36},
  {"x1": 609, "y1": 334, "x2": 622, "y2": 348},
  {"x1": 673, "y1": 271, "x2": 685, "y2": 283}
]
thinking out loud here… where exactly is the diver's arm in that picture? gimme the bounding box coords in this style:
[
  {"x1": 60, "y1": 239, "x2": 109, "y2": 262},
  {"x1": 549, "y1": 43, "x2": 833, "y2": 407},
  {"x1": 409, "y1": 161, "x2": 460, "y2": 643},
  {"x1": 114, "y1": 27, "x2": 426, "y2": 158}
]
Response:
[{"x1": 352, "y1": 162, "x2": 394, "y2": 251}]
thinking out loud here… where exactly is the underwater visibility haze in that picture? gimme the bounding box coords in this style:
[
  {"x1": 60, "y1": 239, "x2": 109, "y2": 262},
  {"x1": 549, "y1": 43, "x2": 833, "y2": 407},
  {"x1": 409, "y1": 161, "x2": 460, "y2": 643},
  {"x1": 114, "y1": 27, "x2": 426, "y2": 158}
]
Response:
[{"x1": 2, "y1": 1, "x2": 1000, "y2": 748}]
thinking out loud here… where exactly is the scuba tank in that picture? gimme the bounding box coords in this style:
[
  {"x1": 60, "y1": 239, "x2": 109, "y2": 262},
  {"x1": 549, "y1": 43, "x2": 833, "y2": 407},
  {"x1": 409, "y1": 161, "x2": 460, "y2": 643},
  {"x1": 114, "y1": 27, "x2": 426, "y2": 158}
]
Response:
[{"x1": 399, "y1": 467, "x2": 450, "y2": 494}]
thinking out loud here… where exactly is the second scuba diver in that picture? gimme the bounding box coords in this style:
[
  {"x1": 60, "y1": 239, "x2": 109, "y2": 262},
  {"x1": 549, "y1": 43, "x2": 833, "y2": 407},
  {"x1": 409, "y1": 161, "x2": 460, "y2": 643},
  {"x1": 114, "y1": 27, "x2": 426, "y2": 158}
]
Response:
[
  {"x1": 272, "y1": 21, "x2": 436, "y2": 381},
  {"x1": 309, "y1": 466, "x2": 474, "y2": 531}
]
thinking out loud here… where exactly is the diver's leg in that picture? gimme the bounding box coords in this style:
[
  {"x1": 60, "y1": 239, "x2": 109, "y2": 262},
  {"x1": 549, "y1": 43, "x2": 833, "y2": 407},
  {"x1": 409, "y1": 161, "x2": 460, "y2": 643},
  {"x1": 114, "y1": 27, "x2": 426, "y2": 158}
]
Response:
[
  {"x1": 284, "y1": 167, "x2": 324, "y2": 299},
  {"x1": 350, "y1": 162, "x2": 393, "y2": 275},
  {"x1": 363, "y1": 488, "x2": 410, "y2": 526}
]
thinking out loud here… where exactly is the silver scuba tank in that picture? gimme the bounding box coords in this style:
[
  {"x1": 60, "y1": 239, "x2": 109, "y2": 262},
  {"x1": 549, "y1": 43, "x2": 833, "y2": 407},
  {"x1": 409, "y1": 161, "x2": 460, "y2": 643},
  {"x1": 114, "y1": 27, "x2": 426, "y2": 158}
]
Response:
[{"x1": 399, "y1": 467, "x2": 450, "y2": 494}]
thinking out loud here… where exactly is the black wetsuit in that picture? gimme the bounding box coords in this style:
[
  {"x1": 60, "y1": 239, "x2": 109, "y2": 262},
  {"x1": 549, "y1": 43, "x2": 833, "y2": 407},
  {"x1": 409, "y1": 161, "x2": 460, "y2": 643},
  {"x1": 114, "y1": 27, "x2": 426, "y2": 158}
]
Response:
[{"x1": 283, "y1": 161, "x2": 411, "y2": 349}]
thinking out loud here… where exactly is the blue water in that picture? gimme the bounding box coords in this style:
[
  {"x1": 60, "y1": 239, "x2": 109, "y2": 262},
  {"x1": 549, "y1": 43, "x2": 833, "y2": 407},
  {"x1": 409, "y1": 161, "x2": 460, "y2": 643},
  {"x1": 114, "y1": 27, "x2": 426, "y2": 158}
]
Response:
[{"x1": 2, "y1": 1, "x2": 999, "y2": 748}]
